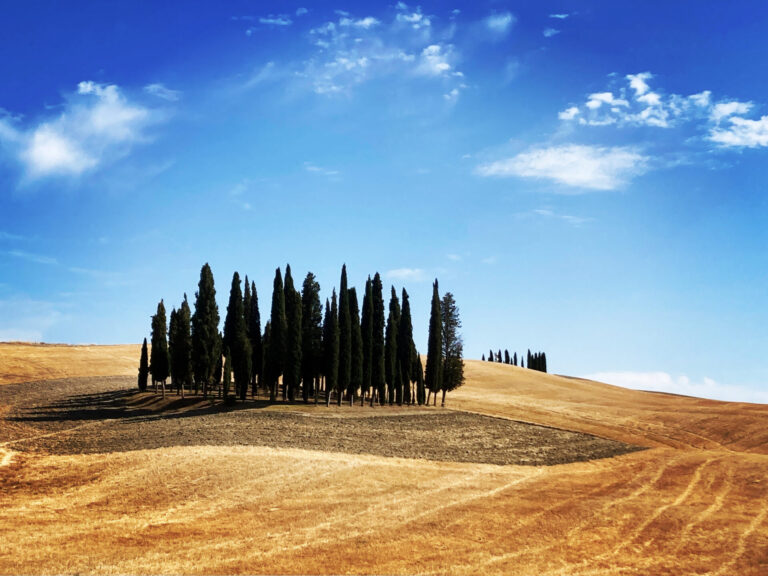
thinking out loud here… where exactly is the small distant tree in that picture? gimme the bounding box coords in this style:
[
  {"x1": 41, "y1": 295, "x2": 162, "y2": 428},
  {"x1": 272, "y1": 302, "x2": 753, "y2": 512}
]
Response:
[
  {"x1": 504, "y1": 349, "x2": 510, "y2": 365},
  {"x1": 488, "y1": 349, "x2": 494, "y2": 362},
  {"x1": 150, "y1": 299, "x2": 170, "y2": 397},
  {"x1": 482, "y1": 353, "x2": 486, "y2": 361},
  {"x1": 323, "y1": 293, "x2": 339, "y2": 405},
  {"x1": 385, "y1": 287, "x2": 401, "y2": 405},
  {"x1": 425, "y1": 280, "x2": 443, "y2": 406},
  {"x1": 371, "y1": 273, "x2": 386, "y2": 406},
  {"x1": 513, "y1": 352, "x2": 517, "y2": 366},
  {"x1": 138, "y1": 338, "x2": 149, "y2": 392}
]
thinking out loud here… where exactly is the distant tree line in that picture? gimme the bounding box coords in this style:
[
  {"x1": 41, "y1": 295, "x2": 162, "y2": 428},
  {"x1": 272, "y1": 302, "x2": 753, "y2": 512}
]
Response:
[
  {"x1": 482, "y1": 348, "x2": 548, "y2": 373},
  {"x1": 142, "y1": 263, "x2": 464, "y2": 407}
]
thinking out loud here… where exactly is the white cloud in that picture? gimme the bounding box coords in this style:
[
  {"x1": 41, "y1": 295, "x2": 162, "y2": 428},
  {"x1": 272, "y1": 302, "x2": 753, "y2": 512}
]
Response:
[
  {"x1": 395, "y1": 5, "x2": 431, "y2": 30},
  {"x1": 476, "y1": 145, "x2": 649, "y2": 191},
  {"x1": 586, "y1": 371, "x2": 768, "y2": 404},
  {"x1": 296, "y1": 7, "x2": 308, "y2": 16},
  {"x1": 259, "y1": 15, "x2": 292, "y2": 26},
  {"x1": 543, "y1": 28, "x2": 560, "y2": 38},
  {"x1": 304, "y1": 161, "x2": 340, "y2": 176},
  {"x1": 626, "y1": 72, "x2": 652, "y2": 96},
  {"x1": 8, "y1": 250, "x2": 58, "y2": 266},
  {"x1": 21, "y1": 126, "x2": 96, "y2": 177},
  {"x1": 709, "y1": 115, "x2": 768, "y2": 148},
  {"x1": 532, "y1": 208, "x2": 591, "y2": 226},
  {"x1": 143, "y1": 83, "x2": 181, "y2": 102},
  {"x1": 485, "y1": 12, "x2": 516, "y2": 34},
  {"x1": 444, "y1": 88, "x2": 460, "y2": 103},
  {"x1": 549, "y1": 13, "x2": 569, "y2": 19},
  {"x1": 447, "y1": 254, "x2": 462, "y2": 261},
  {"x1": 586, "y1": 92, "x2": 629, "y2": 110},
  {"x1": 339, "y1": 16, "x2": 380, "y2": 29},
  {"x1": 710, "y1": 100, "x2": 753, "y2": 123},
  {"x1": 417, "y1": 44, "x2": 453, "y2": 76},
  {"x1": 558, "y1": 106, "x2": 580, "y2": 120},
  {"x1": 385, "y1": 268, "x2": 425, "y2": 281}
]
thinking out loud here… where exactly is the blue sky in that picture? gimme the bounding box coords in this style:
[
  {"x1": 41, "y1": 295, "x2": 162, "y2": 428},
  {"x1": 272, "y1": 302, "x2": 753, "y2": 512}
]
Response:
[{"x1": 1, "y1": 1, "x2": 767, "y2": 402}]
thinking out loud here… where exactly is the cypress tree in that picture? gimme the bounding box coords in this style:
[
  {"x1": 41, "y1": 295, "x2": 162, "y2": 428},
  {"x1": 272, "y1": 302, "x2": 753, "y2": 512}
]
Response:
[
  {"x1": 385, "y1": 286, "x2": 401, "y2": 405},
  {"x1": 212, "y1": 332, "x2": 223, "y2": 396},
  {"x1": 150, "y1": 299, "x2": 170, "y2": 397},
  {"x1": 301, "y1": 272, "x2": 323, "y2": 404},
  {"x1": 415, "y1": 352, "x2": 426, "y2": 405},
  {"x1": 360, "y1": 276, "x2": 373, "y2": 406},
  {"x1": 223, "y1": 346, "x2": 232, "y2": 399},
  {"x1": 349, "y1": 287, "x2": 363, "y2": 406},
  {"x1": 284, "y1": 265, "x2": 302, "y2": 402},
  {"x1": 224, "y1": 272, "x2": 251, "y2": 401},
  {"x1": 497, "y1": 349, "x2": 502, "y2": 363},
  {"x1": 243, "y1": 277, "x2": 252, "y2": 345},
  {"x1": 324, "y1": 293, "x2": 339, "y2": 405},
  {"x1": 248, "y1": 281, "x2": 262, "y2": 397},
  {"x1": 482, "y1": 353, "x2": 486, "y2": 361},
  {"x1": 138, "y1": 337, "x2": 149, "y2": 392},
  {"x1": 337, "y1": 265, "x2": 351, "y2": 406},
  {"x1": 527, "y1": 349, "x2": 532, "y2": 370},
  {"x1": 542, "y1": 352, "x2": 547, "y2": 373},
  {"x1": 265, "y1": 268, "x2": 286, "y2": 402},
  {"x1": 371, "y1": 273, "x2": 386, "y2": 406},
  {"x1": 504, "y1": 349, "x2": 510, "y2": 365},
  {"x1": 262, "y1": 322, "x2": 271, "y2": 395},
  {"x1": 488, "y1": 349, "x2": 494, "y2": 362},
  {"x1": 177, "y1": 295, "x2": 193, "y2": 397},
  {"x1": 397, "y1": 288, "x2": 414, "y2": 406},
  {"x1": 168, "y1": 307, "x2": 178, "y2": 392},
  {"x1": 440, "y1": 292, "x2": 465, "y2": 406},
  {"x1": 513, "y1": 352, "x2": 517, "y2": 366},
  {"x1": 192, "y1": 263, "x2": 220, "y2": 397},
  {"x1": 425, "y1": 280, "x2": 443, "y2": 406}
]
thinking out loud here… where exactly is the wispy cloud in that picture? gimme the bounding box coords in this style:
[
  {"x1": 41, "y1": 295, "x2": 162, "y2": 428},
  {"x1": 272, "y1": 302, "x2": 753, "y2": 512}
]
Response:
[
  {"x1": 143, "y1": 83, "x2": 181, "y2": 102},
  {"x1": 485, "y1": 12, "x2": 516, "y2": 35},
  {"x1": 532, "y1": 208, "x2": 592, "y2": 226},
  {"x1": 8, "y1": 249, "x2": 58, "y2": 265},
  {"x1": 0, "y1": 81, "x2": 161, "y2": 180},
  {"x1": 549, "y1": 13, "x2": 569, "y2": 19},
  {"x1": 587, "y1": 371, "x2": 768, "y2": 404},
  {"x1": 304, "y1": 162, "x2": 340, "y2": 177},
  {"x1": 543, "y1": 28, "x2": 560, "y2": 38},
  {"x1": 476, "y1": 144, "x2": 649, "y2": 191},
  {"x1": 259, "y1": 15, "x2": 292, "y2": 26},
  {"x1": 385, "y1": 267, "x2": 426, "y2": 281}
]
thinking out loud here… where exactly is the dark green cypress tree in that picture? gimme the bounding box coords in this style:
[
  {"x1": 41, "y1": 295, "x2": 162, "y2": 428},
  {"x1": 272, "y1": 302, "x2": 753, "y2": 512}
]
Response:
[
  {"x1": 243, "y1": 277, "x2": 252, "y2": 344},
  {"x1": 440, "y1": 291, "x2": 465, "y2": 407},
  {"x1": 224, "y1": 272, "x2": 252, "y2": 401},
  {"x1": 212, "y1": 332, "x2": 223, "y2": 395},
  {"x1": 337, "y1": 265, "x2": 351, "y2": 406},
  {"x1": 371, "y1": 273, "x2": 386, "y2": 406},
  {"x1": 513, "y1": 352, "x2": 517, "y2": 366},
  {"x1": 360, "y1": 277, "x2": 373, "y2": 406},
  {"x1": 265, "y1": 268, "x2": 286, "y2": 402},
  {"x1": 192, "y1": 263, "x2": 220, "y2": 397},
  {"x1": 150, "y1": 299, "x2": 170, "y2": 396},
  {"x1": 488, "y1": 349, "x2": 494, "y2": 362},
  {"x1": 542, "y1": 352, "x2": 547, "y2": 373},
  {"x1": 301, "y1": 272, "x2": 323, "y2": 404},
  {"x1": 497, "y1": 349, "x2": 502, "y2": 363},
  {"x1": 138, "y1": 337, "x2": 149, "y2": 392},
  {"x1": 415, "y1": 352, "x2": 426, "y2": 405},
  {"x1": 284, "y1": 265, "x2": 302, "y2": 402},
  {"x1": 178, "y1": 295, "x2": 193, "y2": 397},
  {"x1": 168, "y1": 307, "x2": 178, "y2": 391},
  {"x1": 527, "y1": 349, "x2": 532, "y2": 370},
  {"x1": 324, "y1": 293, "x2": 339, "y2": 406},
  {"x1": 425, "y1": 280, "x2": 443, "y2": 406},
  {"x1": 262, "y1": 322, "x2": 271, "y2": 395},
  {"x1": 482, "y1": 353, "x2": 486, "y2": 361},
  {"x1": 504, "y1": 349, "x2": 510, "y2": 365},
  {"x1": 397, "y1": 288, "x2": 414, "y2": 406},
  {"x1": 384, "y1": 286, "x2": 401, "y2": 405},
  {"x1": 248, "y1": 281, "x2": 262, "y2": 396},
  {"x1": 349, "y1": 287, "x2": 363, "y2": 406}
]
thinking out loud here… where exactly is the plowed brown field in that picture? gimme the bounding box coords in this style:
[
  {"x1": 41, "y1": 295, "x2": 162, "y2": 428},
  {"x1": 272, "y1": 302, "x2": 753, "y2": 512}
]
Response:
[{"x1": 0, "y1": 343, "x2": 766, "y2": 575}]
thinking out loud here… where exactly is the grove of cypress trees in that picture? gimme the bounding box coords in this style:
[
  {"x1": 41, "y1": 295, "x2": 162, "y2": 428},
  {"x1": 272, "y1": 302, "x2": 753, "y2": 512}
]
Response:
[
  {"x1": 425, "y1": 280, "x2": 443, "y2": 406},
  {"x1": 371, "y1": 273, "x2": 386, "y2": 406},
  {"x1": 150, "y1": 299, "x2": 170, "y2": 397},
  {"x1": 265, "y1": 267, "x2": 286, "y2": 402},
  {"x1": 284, "y1": 265, "x2": 302, "y2": 402},
  {"x1": 301, "y1": 272, "x2": 323, "y2": 404},
  {"x1": 248, "y1": 281, "x2": 262, "y2": 397},
  {"x1": 397, "y1": 288, "x2": 414, "y2": 406},
  {"x1": 384, "y1": 287, "x2": 401, "y2": 405},
  {"x1": 440, "y1": 291, "x2": 465, "y2": 406},
  {"x1": 324, "y1": 292, "x2": 339, "y2": 406},
  {"x1": 360, "y1": 276, "x2": 373, "y2": 406},
  {"x1": 349, "y1": 287, "x2": 363, "y2": 406},
  {"x1": 224, "y1": 272, "x2": 252, "y2": 401},
  {"x1": 337, "y1": 265, "x2": 351, "y2": 406},
  {"x1": 138, "y1": 337, "x2": 149, "y2": 392},
  {"x1": 192, "y1": 263, "x2": 220, "y2": 397}
]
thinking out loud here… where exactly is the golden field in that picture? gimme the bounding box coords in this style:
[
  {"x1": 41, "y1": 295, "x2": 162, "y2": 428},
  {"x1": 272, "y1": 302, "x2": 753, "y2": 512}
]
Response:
[{"x1": 0, "y1": 342, "x2": 766, "y2": 575}]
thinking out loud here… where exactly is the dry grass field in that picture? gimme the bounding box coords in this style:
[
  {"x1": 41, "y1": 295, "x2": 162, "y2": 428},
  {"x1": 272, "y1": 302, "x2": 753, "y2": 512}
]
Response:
[{"x1": 0, "y1": 343, "x2": 767, "y2": 575}]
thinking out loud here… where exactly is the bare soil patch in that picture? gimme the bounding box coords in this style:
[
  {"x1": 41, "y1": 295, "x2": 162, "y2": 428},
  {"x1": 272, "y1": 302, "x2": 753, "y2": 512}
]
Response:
[{"x1": 1, "y1": 376, "x2": 642, "y2": 466}]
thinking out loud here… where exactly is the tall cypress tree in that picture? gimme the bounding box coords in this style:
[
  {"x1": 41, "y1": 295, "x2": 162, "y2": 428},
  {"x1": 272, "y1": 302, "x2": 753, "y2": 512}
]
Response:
[
  {"x1": 301, "y1": 272, "x2": 323, "y2": 404},
  {"x1": 248, "y1": 281, "x2": 262, "y2": 397},
  {"x1": 360, "y1": 276, "x2": 373, "y2": 406},
  {"x1": 504, "y1": 349, "x2": 510, "y2": 365},
  {"x1": 415, "y1": 352, "x2": 426, "y2": 405},
  {"x1": 397, "y1": 288, "x2": 414, "y2": 406},
  {"x1": 349, "y1": 287, "x2": 363, "y2": 406},
  {"x1": 138, "y1": 337, "x2": 149, "y2": 392},
  {"x1": 243, "y1": 277, "x2": 252, "y2": 346},
  {"x1": 177, "y1": 295, "x2": 193, "y2": 398},
  {"x1": 284, "y1": 265, "x2": 302, "y2": 402},
  {"x1": 384, "y1": 286, "x2": 400, "y2": 405},
  {"x1": 168, "y1": 307, "x2": 178, "y2": 392},
  {"x1": 212, "y1": 332, "x2": 223, "y2": 395},
  {"x1": 425, "y1": 280, "x2": 443, "y2": 406},
  {"x1": 150, "y1": 299, "x2": 170, "y2": 397},
  {"x1": 265, "y1": 268, "x2": 286, "y2": 402},
  {"x1": 371, "y1": 273, "x2": 386, "y2": 406},
  {"x1": 224, "y1": 272, "x2": 252, "y2": 401},
  {"x1": 513, "y1": 352, "x2": 517, "y2": 366},
  {"x1": 337, "y1": 265, "x2": 351, "y2": 406},
  {"x1": 488, "y1": 349, "x2": 494, "y2": 362},
  {"x1": 323, "y1": 292, "x2": 339, "y2": 406},
  {"x1": 192, "y1": 263, "x2": 219, "y2": 397},
  {"x1": 440, "y1": 292, "x2": 465, "y2": 407}
]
